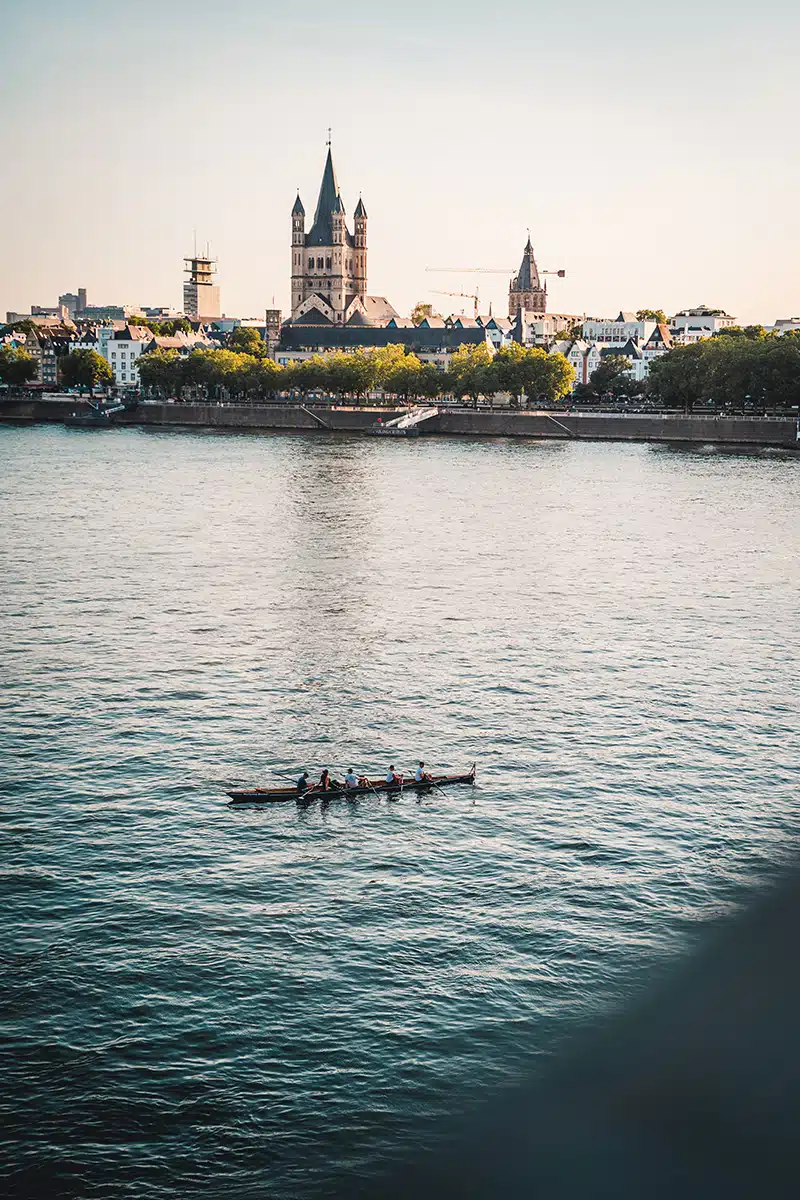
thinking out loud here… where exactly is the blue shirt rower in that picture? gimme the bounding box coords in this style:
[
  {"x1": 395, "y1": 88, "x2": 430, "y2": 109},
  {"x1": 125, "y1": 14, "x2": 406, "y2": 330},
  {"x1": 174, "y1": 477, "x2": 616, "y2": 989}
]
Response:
[
  {"x1": 415, "y1": 761, "x2": 432, "y2": 783},
  {"x1": 297, "y1": 771, "x2": 310, "y2": 793},
  {"x1": 386, "y1": 765, "x2": 402, "y2": 785}
]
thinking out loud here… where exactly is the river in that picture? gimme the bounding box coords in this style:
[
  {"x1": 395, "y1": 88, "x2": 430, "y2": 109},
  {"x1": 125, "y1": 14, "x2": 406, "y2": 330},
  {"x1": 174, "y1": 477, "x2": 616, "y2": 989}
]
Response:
[{"x1": 2, "y1": 425, "x2": 798, "y2": 1197}]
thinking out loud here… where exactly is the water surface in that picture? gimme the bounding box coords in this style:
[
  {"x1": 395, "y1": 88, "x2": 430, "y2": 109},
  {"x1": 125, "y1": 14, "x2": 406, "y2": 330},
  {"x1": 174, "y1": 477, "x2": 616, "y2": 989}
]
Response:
[{"x1": 2, "y1": 426, "x2": 798, "y2": 1197}]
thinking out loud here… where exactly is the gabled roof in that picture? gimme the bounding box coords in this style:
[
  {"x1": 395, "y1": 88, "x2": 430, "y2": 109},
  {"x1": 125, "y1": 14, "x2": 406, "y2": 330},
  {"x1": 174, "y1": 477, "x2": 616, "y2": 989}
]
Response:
[
  {"x1": 345, "y1": 309, "x2": 372, "y2": 326},
  {"x1": 448, "y1": 315, "x2": 479, "y2": 328},
  {"x1": 616, "y1": 311, "x2": 637, "y2": 323},
  {"x1": 644, "y1": 323, "x2": 673, "y2": 349},
  {"x1": 360, "y1": 295, "x2": 399, "y2": 324},
  {"x1": 601, "y1": 338, "x2": 642, "y2": 360},
  {"x1": 115, "y1": 324, "x2": 151, "y2": 341},
  {"x1": 419, "y1": 316, "x2": 447, "y2": 329},
  {"x1": 386, "y1": 316, "x2": 415, "y2": 328}
]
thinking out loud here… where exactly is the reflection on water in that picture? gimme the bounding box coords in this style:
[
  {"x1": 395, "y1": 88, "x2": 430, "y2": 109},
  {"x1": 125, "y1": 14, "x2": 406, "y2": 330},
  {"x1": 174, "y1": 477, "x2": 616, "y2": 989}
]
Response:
[{"x1": 1, "y1": 425, "x2": 798, "y2": 1200}]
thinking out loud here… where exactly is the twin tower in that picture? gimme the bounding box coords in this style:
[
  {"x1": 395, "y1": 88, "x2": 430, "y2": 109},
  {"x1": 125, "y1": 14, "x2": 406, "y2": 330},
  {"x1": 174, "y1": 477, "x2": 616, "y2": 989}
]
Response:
[{"x1": 290, "y1": 147, "x2": 367, "y2": 322}]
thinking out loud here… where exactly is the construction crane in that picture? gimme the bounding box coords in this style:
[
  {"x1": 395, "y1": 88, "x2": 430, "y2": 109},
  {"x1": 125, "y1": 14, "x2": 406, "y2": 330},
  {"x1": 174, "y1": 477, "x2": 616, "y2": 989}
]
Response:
[
  {"x1": 431, "y1": 288, "x2": 480, "y2": 318},
  {"x1": 427, "y1": 266, "x2": 566, "y2": 279}
]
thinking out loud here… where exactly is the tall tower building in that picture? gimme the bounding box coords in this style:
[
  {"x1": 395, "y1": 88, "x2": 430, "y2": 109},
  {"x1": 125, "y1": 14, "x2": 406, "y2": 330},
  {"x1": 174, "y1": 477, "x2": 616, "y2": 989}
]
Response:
[
  {"x1": 508, "y1": 235, "x2": 546, "y2": 318},
  {"x1": 290, "y1": 145, "x2": 367, "y2": 321},
  {"x1": 183, "y1": 253, "x2": 220, "y2": 320}
]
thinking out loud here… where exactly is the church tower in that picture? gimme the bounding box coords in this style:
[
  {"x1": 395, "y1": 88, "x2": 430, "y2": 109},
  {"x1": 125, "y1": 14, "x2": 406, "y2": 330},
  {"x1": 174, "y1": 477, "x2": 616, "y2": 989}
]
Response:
[
  {"x1": 353, "y1": 196, "x2": 367, "y2": 299},
  {"x1": 290, "y1": 193, "x2": 305, "y2": 318},
  {"x1": 290, "y1": 143, "x2": 366, "y2": 321},
  {"x1": 509, "y1": 235, "x2": 546, "y2": 318}
]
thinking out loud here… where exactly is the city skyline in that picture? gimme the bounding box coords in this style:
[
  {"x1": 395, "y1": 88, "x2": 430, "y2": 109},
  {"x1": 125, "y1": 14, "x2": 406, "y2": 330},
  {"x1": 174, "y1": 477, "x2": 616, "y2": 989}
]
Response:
[{"x1": 1, "y1": 0, "x2": 798, "y2": 326}]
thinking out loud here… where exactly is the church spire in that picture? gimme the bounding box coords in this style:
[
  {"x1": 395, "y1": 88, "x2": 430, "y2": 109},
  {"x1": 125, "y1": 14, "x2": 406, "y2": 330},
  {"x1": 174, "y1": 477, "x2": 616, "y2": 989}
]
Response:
[
  {"x1": 309, "y1": 146, "x2": 341, "y2": 241},
  {"x1": 508, "y1": 231, "x2": 546, "y2": 318}
]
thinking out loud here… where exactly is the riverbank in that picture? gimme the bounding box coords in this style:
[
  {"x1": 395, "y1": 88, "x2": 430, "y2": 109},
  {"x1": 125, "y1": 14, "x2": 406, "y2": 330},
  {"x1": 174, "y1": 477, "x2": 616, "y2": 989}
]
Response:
[{"x1": 1, "y1": 396, "x2": 798, "y2": 448}]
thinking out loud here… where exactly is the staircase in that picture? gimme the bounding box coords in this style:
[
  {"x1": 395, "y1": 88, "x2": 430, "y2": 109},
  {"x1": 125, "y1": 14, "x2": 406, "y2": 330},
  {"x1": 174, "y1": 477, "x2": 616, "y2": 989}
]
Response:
[{"x1": 370, "y1": 406, "x2": 439, "y2": 436}]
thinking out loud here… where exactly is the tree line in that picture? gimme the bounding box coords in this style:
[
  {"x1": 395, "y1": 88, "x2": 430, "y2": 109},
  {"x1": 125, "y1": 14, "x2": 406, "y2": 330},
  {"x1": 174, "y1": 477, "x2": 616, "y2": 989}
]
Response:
[
  {"x1": 134, "y1": 341, "x2": 576, "y2": 406},
  {"x1": 572, "y1": 327, "x2": 800, "y2": 411},
  {"x1": 647, "y1": 327, "x2": 800, "y2": 410}
]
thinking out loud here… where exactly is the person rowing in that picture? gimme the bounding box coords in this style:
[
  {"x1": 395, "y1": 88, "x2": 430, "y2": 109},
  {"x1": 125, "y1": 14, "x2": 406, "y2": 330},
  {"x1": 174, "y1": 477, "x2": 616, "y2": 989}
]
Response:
[
  {"x1": 296, "y1": 771, "x2": 310, "y2": 794},
  {"x1": 414, "y1": 761, "x2": 433, "y2": 783},
  {"x1": 344, "y1": 769, "x2": 359, "y2": 790},
  {"x1": 317, "y1": 768, "x2": 341, "y2": 792},
  {"x1": 386, "y1": 765, "x2": 403, "y2": 786}
]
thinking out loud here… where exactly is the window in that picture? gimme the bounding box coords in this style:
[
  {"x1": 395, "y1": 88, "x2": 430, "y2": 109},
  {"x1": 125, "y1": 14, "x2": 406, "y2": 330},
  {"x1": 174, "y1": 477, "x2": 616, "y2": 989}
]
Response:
[
  {"x1": 317, "y1": 257, "x2": 323, "y2": 269},
  {"x1": 326, "y1": 257, "x2": 331, "y2": 269},
  {"x1": 308, "y1": 257, "x2": 314, "y2": 269}
]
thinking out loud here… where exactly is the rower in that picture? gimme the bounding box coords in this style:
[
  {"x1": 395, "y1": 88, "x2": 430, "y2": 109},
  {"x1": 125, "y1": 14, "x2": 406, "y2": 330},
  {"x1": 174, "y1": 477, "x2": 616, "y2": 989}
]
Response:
[
  {"x1": 318, "y1": 769, "x2": 332, "y2": 792},
  {"x1": 386, "y1": 765, "x2": 402, "y2": 785},
  {"x1": 414, "y1": 761, "x2": 432, "y2": 783},
  {"x1": 344, "y1": 769, "x2": 359, "y2": 790},
  {"x1": 296, "y1": 771, "x2": 310, "y2": 793}
]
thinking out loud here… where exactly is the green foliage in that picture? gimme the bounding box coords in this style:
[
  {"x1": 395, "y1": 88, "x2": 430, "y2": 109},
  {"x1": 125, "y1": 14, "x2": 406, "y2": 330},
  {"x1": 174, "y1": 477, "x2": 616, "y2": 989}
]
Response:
[
  {"x1": 129, "y1": 316, "x2": 192, "y2": 336},
  {"x1": 0, "y1": 345, "x2": 38, "y2": 386},
  {"x1": 449, "y1": 342, "x2": 496, "y2": 404},
  {"x1": 648, "y1": 334, "x2": 800, "y2": 410},
  {"x1": 637, "y1": 309, "x2": 668, "y2": 324},
  {"x1": 0, "y1": 319, "x2": 36, "y2": 336},
  {"x1": 228, "y1": 327, "x2": 264, "y2": 356},
  {"x1": 588, "y1": 354, "x2": 636, "y2": 398},
  {"x1": 59, "y1": 348, "x2": 113, "y2": 392},
  {"x1": 410, "y1": 302, "x2": 437, "y2": 325},
  {"x1": 492, "y1": 343, "x2": 575, "y2": 406},
  {"x1": 136, "y1": 348, "x2": 184, "y2": 397}
]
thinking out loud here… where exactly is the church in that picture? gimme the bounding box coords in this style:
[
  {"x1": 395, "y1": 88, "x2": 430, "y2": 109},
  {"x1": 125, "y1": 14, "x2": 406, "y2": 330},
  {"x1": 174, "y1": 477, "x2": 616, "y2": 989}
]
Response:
[
  {"x1": 289, "y1": 145, "x2": 398, "y2": 328},
  {"x1": 508, "y1": 235, "x2": 547, "y2": 318}
]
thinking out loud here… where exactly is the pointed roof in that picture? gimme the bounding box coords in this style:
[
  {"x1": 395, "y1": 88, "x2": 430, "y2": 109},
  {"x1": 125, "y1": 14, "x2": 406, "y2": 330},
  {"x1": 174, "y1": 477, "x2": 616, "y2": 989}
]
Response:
[
  {"x1": 645, "y1": 323, "x2": 673, "y2": 350},
  {"x1": 512, "y1": 235, "x2": 542, "y2": 293},
  {"x1": 292, "y1": 193, "x2": 305, "y2": 217},
  {"x1": 306, "y1": 147, "x2": 351, "y2": 246},
  {"x1": 354, "y1": 196, "x2": 367, "y2": 218}
]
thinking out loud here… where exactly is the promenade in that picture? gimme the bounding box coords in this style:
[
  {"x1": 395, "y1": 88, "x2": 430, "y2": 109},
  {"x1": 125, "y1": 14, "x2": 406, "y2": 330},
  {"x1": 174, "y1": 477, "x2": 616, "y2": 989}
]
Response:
[{"x1": 2, "y1": 396, "x2": 798, "y2": 449}]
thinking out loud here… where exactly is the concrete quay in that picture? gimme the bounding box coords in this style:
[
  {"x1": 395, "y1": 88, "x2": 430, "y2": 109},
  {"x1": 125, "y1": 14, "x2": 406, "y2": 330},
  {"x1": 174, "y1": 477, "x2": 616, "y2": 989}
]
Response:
[{"x1": 1, "y1": 396, "x2": 798, "y2": 449}]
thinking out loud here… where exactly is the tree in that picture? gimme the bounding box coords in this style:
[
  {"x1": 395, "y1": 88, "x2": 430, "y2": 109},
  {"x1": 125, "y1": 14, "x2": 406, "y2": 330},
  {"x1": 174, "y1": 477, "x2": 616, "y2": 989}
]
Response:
[
  {"x1": 588, "y1": 354, "x2": 636, "y2": 398},
  {"x1": 645, "y1": 332, "x2": 800, "y2": 412},
  {"x1": 129, "y1": 316, "x2": 191, "y2": 336},
  {"x1": 0, "y1": 345, "x2": 38, "y2": 387},
  {"x1": 410, "y1": 302, "x2": 438, "y2": 325},
  {"x1": 136, "y1": 348, "x2": 184, "y2": 398},
  {"x1": 637, "y1": 309, "x2": 667, "y2": 324},
  {"x1": 384, "y1": 352, "x2": 428, "y2": 401},
  {"x1": 59, "y1": 348, "x2": 113, "y2": 394},
  {"x1": 493, "y1": 344, "x2": 575, "y2": 407},
  {"x1": 228, "y1": 326, "x2": 265, "y2": 356},
  {"x1": 448, "y1": 342, "x2": 497, "y2": 406}
]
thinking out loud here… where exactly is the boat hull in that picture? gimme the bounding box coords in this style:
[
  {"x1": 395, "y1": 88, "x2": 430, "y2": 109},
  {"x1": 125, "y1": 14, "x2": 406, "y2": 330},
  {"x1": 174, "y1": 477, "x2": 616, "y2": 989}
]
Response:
[{"x1": 227, "y1": 767, "x2": 476, "y2": 804}]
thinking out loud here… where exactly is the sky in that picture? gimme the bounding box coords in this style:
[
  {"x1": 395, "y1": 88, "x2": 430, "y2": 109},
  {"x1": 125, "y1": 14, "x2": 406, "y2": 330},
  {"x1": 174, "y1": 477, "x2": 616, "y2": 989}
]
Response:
[{"x1": 1, "y1": 0, "x2": 798, "y2": 325}]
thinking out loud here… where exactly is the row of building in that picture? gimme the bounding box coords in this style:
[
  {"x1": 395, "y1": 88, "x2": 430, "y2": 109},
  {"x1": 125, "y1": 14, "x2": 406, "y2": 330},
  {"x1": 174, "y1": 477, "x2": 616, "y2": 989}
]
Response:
[
  {"x1": 1, "y1": 320, "x2": 215, "y2": 389},
  {"x1": 5, "y1": 141, "x2": 799, "y2": 392}
]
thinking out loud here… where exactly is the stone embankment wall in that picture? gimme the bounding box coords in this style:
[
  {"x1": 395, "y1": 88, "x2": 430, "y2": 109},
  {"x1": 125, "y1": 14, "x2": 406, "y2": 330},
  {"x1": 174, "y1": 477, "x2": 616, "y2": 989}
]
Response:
[{"x1": 1, "y1": 397, "x2": 797, "y2": 448}]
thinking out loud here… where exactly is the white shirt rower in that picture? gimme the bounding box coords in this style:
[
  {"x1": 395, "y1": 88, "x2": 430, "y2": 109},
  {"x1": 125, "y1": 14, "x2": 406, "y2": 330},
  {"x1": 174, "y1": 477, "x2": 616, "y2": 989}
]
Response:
[{"x1": 345, "y1": 771, "x2": 358, "y2": 789}]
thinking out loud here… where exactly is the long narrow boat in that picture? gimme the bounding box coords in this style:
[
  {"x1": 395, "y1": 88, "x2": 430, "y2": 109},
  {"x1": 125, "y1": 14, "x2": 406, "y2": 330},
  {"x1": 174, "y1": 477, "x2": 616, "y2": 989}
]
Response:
[{"x1": 227, "y1": 765, "x2": 476, "y2": 804}]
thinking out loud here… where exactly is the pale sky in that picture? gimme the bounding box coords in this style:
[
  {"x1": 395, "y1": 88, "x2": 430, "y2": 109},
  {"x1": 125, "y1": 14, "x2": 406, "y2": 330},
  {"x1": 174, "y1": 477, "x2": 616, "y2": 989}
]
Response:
[{"x1": 1, "y1": 0, "x2": 798, "y2": 325}]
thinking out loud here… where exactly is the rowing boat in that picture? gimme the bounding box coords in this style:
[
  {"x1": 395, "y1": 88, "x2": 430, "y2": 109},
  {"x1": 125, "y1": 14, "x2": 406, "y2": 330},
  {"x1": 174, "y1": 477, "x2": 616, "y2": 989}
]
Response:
[{"x1": 227, "y1": 765, "x2": 476, "y2": 804}]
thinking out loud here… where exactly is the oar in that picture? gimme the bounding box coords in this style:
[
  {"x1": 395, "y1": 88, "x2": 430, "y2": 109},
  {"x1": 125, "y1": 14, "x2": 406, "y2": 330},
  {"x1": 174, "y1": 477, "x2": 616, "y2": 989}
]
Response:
[
  {"x1": 333, "y1": 766, "x2": 383, "y2": 803},
  {"x1": 414, "y1": 767, "x2": 451, "y2": 802}
]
